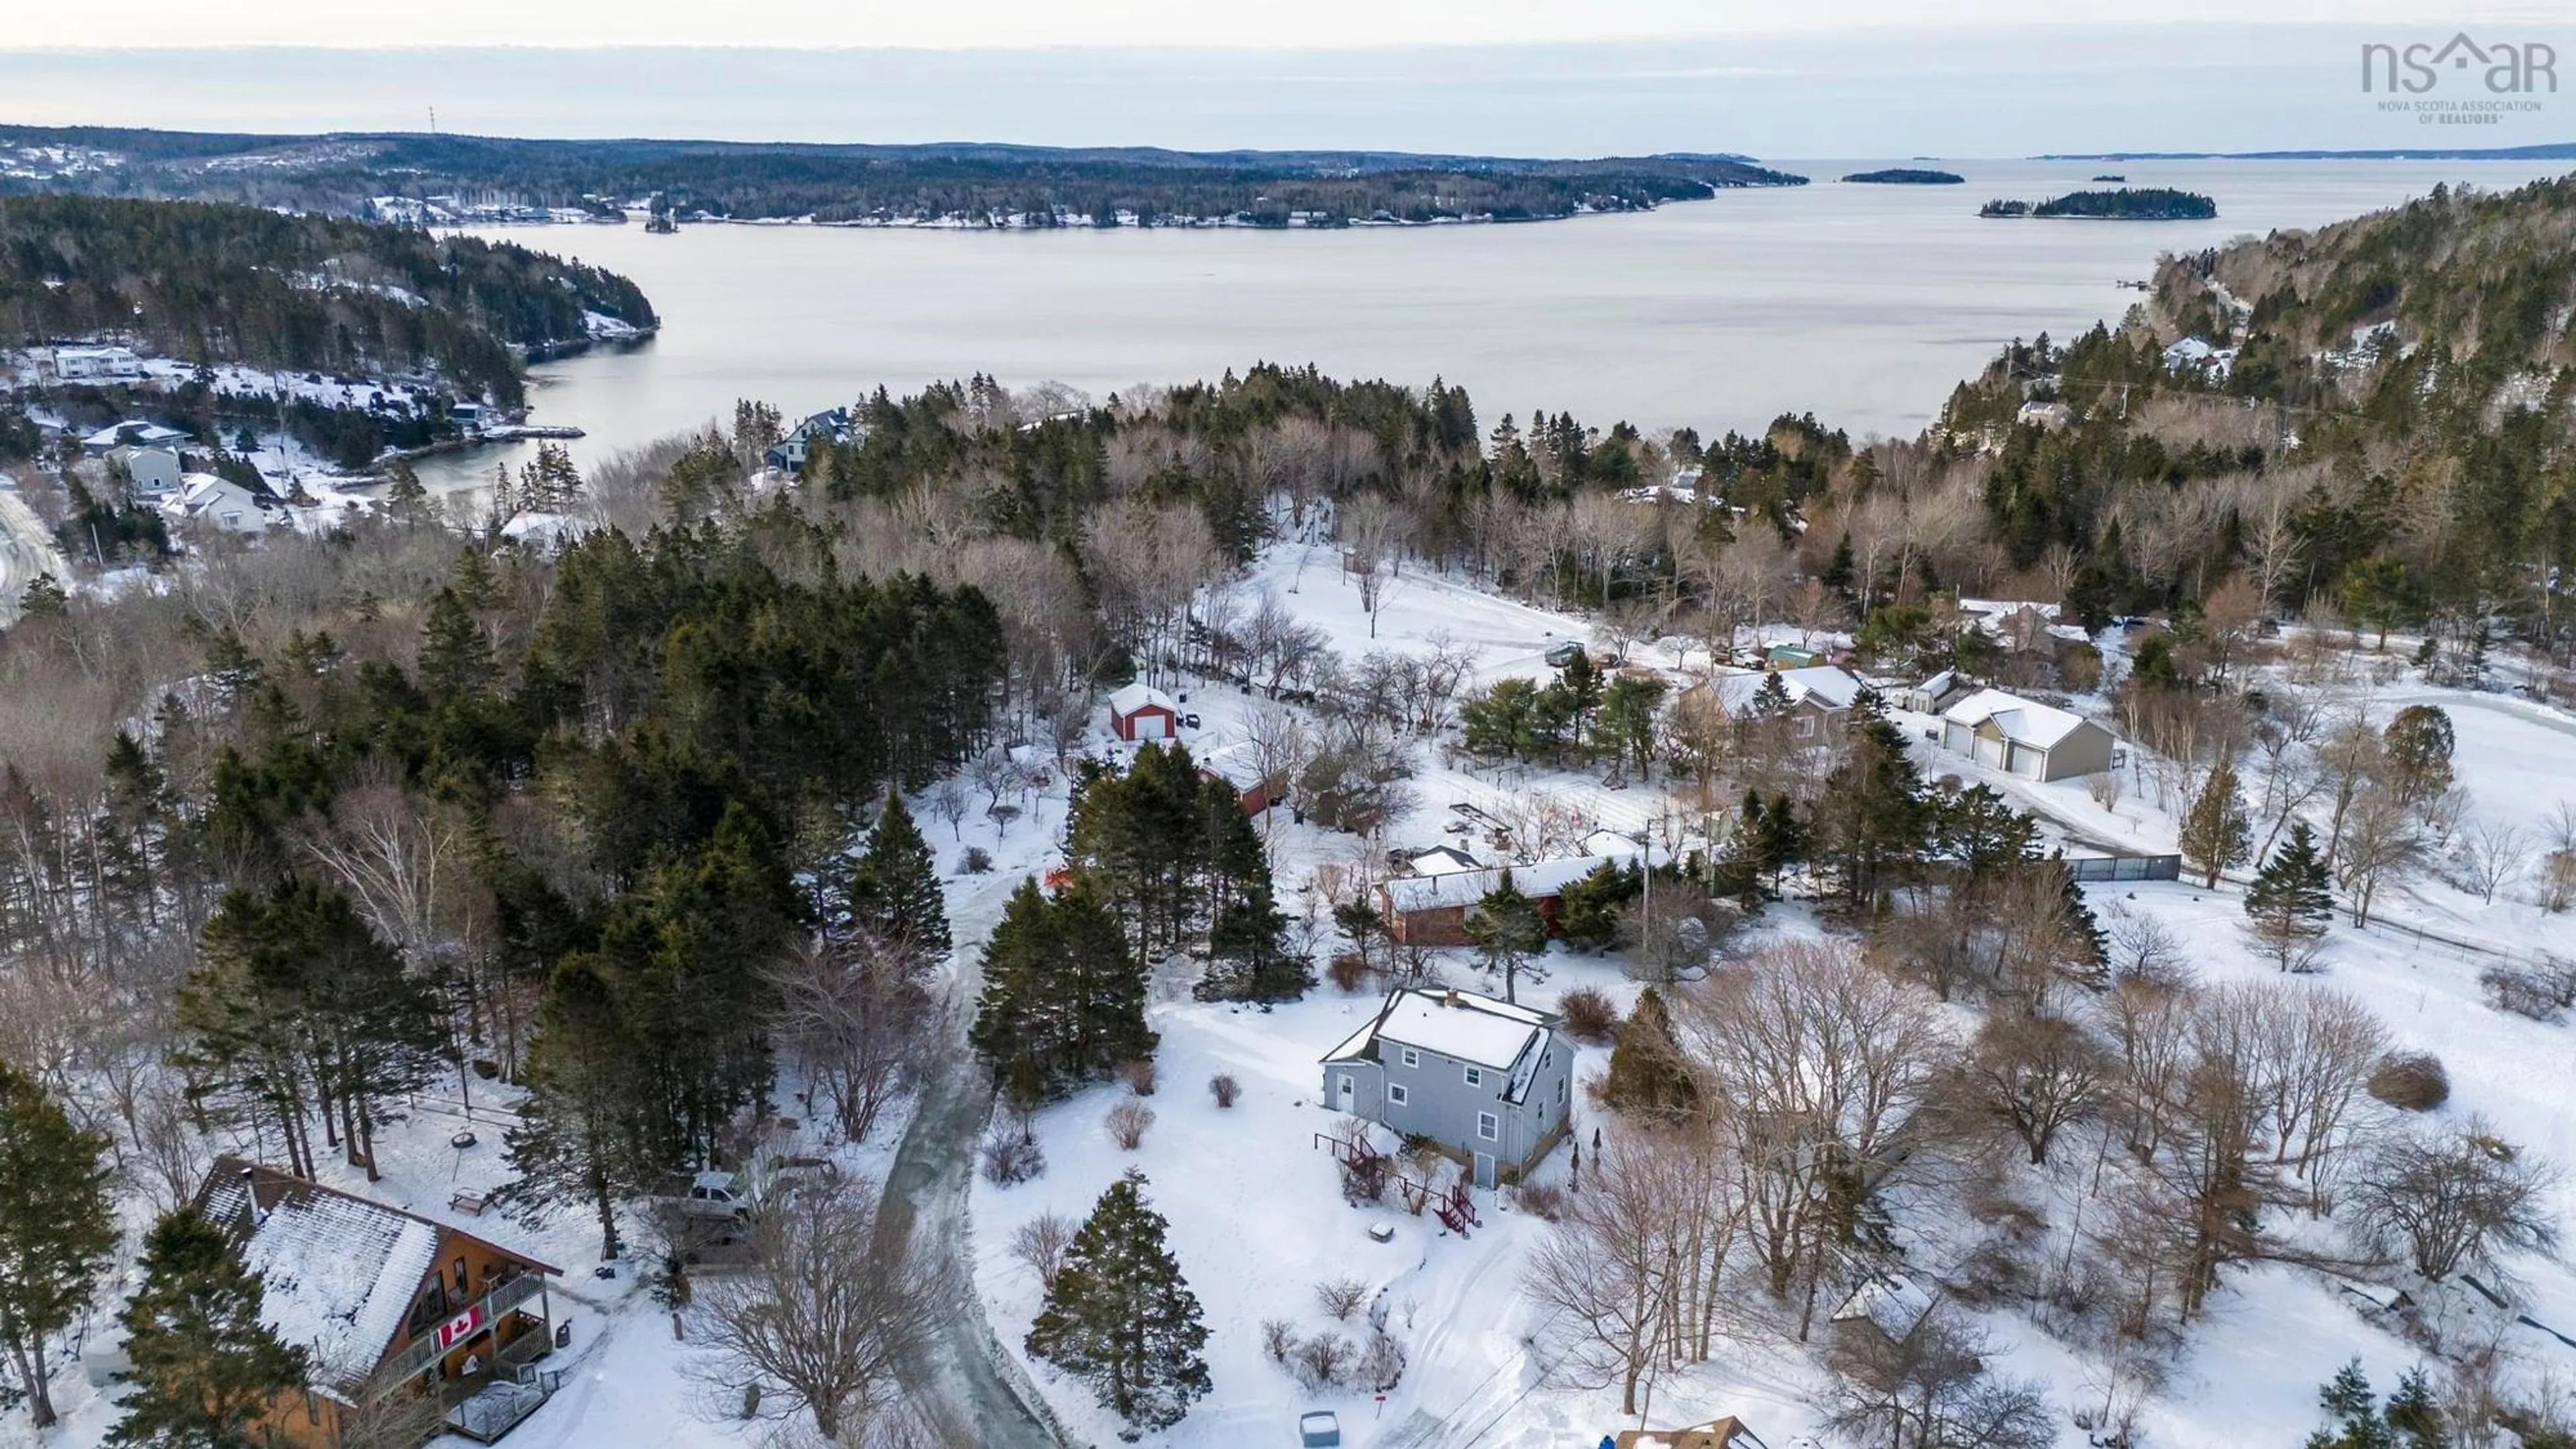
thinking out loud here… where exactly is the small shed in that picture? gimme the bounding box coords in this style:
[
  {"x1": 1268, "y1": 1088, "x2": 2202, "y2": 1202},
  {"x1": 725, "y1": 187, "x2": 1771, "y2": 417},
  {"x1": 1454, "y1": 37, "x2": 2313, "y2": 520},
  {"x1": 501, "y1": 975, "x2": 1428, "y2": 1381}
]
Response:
[
  {"x1": 1894, "y1": 669, "x2": 1965, "y2": 714},
  {"x1": 1107, "y1": 683, "x2": 1181, "y2": 742}
]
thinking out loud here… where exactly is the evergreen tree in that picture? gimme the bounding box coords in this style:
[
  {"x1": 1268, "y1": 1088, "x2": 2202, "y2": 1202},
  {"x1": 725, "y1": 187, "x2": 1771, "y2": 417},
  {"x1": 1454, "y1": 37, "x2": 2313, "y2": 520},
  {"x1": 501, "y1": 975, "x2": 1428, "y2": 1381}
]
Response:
[
  {"x1": 380, "y1": 459, "x2": 436, "y2": 528},
  {"x1": 1024, "y1": 1172, "x2": 1212, "y2": 1434},
  {"x1": 417, "y1": 586, "x2": 493, "y2": 700},
  {"x1": 2246, "y1": 821, "x2": 2334, "y2": 971},
  {"x1": 0, "y1": 1061, "x2": 117, "y2": 1429},
  {"x1": 108, "y1": 1210, "x2": 309, "y2": 1449},
  {"x1": 2046, "y1": 857, "x2": 2109, "y2": 977},
  {"x1": 1195, "y1": 879, "x2": 1311, "y2": 1004},
  {"x1": 180, "y1": 879, "x2": 446, "y2": 1180},
  {"x1": 1596, "y1": 674, "x2": 1666, "y2": 779},
  {"x1": 2382, "y1": 1367, "x2": 2444, "y2": 1449},
  {"x1": 1556, "y1": 651, "x2": 1603, "y2": 747},
  {"x1": 1815, "y1": 700, "x2": 1929, "y2": 908},
  {"x1": 507, "y1": 957, "x2": 651, "y2": 1260},
  {"x1": 1602, "y1": 986, "x2": 1698, "y2": 1121},
  {"x1": 2302, "y1": 1358, "x2": 2398, "y2": 1449},
  {"x1": 2180, "y1": 759, "x2": 2255, "y2": 888},
  {"x1": 1749, "y1": 790, "x2": 1809, "y2": 894},
  {"x1": 1750, "y1": 670, "x2": 1794, "y2": 718},
  {"x1": 847, "y1": 793, "x2": 949, "y2": 975},
  {"x1": 971, "y1": 881, "x2": 1157, "y2": 1108},
  {"x1": 1553, "y1": 860, "x2": 1640, "y2": 953},
  {"x1": 1464, "y1": 869, "x2": 1550, "y2": 1004},
  {"x1": 1933, "y1": 784, "x2": 2040, "y2": 873}
]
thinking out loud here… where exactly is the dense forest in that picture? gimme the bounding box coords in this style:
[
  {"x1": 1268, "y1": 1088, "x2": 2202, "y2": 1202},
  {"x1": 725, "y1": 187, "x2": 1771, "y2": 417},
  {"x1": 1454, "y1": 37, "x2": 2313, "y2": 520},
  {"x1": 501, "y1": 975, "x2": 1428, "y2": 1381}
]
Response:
[
  {"x1": 0, "y1": 125, "x2": 1808, "y2": 226},
  {"x1": 1980, "y1": 188, "x2": 2217, "y2": 220},
  {"x1": 0, "y1": 197, "x2": 657, "y2": 404}
]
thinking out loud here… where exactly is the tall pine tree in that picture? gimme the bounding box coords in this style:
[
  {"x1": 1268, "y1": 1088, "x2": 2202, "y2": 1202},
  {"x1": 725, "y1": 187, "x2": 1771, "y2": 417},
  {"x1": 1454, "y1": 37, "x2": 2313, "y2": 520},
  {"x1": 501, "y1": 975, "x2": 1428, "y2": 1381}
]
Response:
[
  {"x1": 2246, "y1": 820, "x2": 2334, "y2": 971},
  {"x1": 108, "y1": 1210, "x2": 308, "y2": 1449},
  {"x1": 1464, "y1": 869, "x2": 1550, "y2": 1004},
  {"x1": 507, "y1": 956, "x2": 653, "y2": 1260},
  {"x1": 2180, "y1": 758, "x2": 2254, "y2": 888},
  {"x1": 0, "y1": 1062, "x2": 116, "y2": 1429},
  {"x1": 1025, "y1": 1171, "x2": 1211, "y2": 1434},
  {"x1": 847, "y1": 793, "x2": 949, "y2": 975},
  {"x1": 971, "y1": 881, "x2": 1157, "y2": 1108}
]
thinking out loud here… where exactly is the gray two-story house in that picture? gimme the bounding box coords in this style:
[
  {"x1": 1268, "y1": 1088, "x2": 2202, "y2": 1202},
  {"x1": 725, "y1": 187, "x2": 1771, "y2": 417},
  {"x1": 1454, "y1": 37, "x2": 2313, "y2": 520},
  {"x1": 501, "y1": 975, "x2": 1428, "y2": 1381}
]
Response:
[{"x1": 1321, "y1": 986, "x2": 1574, "y2": 1187}]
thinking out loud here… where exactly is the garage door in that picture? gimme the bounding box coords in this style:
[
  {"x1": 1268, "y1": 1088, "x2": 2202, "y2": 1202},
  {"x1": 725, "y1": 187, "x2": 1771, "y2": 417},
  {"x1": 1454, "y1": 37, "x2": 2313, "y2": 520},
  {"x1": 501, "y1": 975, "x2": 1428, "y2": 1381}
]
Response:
[
  {"x1": 2010, "y1": 744, "x2": 2045, "y2": 779},
  {"x1": 1973, "y1": 735, "x2": 2007, "y2": 769}
]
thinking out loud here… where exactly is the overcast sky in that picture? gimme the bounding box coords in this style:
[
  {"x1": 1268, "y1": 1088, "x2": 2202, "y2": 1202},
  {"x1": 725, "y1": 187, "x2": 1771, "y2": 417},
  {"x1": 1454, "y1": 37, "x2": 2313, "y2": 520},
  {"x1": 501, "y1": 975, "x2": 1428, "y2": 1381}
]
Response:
[
  {"x1": 9, "y1": 0, "x2": 2572, "y2": 48},
  {"x1": 4, "y1": 9, "x2": 2572, "y2": 156}
]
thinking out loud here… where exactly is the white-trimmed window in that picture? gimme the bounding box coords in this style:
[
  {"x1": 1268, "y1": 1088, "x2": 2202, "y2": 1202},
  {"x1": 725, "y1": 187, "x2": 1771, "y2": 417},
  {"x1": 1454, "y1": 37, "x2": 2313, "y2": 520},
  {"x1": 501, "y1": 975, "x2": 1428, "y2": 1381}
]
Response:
[
  {"x1": 1463, "y1": 1065, "x2": 1484, "y2": 1089},
  {"x1": 1557, "y1": 1075, "x2": 1568, "y2": 1103},
  {"x1": 1477, "y1": 1111, "x2": 1500, "y2": 1141},
  {"x1": 1388, "y1": 1083, "x2": 1409, "y2": 1106},
  {"x1": 1399, "y1": 1046, "x2": 1419, "y2": 1069}
]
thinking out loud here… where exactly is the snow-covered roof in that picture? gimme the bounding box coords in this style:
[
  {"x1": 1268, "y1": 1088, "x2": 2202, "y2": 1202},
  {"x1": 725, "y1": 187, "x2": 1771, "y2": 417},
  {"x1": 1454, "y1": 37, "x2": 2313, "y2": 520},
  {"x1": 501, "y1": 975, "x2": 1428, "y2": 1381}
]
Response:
[
  {"x1": 1915, "y1": 668, "x2": 1957, "y2": 698},
  {"x1": 500, "y1": 509, "x2": 594, "y2": 549},
  {"x1": 1107, "y1": 682, "x2": 1177, "y2": 718},
  {"x1": 1833, "y1": 1275, "x2": 1935, "y2": 1340},
  {"x1": 1942, "y1": 688, "x2": 2099, "y2": 749},
  {"x1": 1193, "y1": 739, "x2": 1267, "y2": 788},
  {"x1": 1409, "y1": 845, "x2": 1481, "y2": 874},
  {"x1": 1381, "y1": 845, "x2": 1653, "y2": 915},
  {"x1": 1705, "y1": 664, "x2": 1865, "y2": 717},
  {"x1": 84, "y1": 420, "x2": 189, "y2": 449},
  {"x1": 1324, "y1": 987, "x2": 1556, "y2": 1091},
  {"x1": 199, "y1": 1161, "x2": 447, "y2": 1399}
]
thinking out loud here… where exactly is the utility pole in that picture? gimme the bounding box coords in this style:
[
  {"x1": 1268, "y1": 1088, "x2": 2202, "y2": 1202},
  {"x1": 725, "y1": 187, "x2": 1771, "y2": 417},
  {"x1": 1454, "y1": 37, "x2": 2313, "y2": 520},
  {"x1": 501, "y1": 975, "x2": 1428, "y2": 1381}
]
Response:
[{"x1": 428, "y1": 106, "x2": 437, "y2": 136}]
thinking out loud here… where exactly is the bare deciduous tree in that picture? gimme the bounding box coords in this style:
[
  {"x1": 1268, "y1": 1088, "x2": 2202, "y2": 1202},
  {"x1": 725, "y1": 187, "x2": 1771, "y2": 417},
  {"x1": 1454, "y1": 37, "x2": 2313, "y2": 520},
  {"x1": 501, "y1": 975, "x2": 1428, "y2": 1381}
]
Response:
[
  {"x1": 2457, "y1": 819, "x2": 2528, "y2": 905},
  {"x1": 2348, "y1": 1119, "x2": 2561, "y2": 1283},
  {"x1": 692, "y1": 1174, "x2": 935, "y2": 1447}
]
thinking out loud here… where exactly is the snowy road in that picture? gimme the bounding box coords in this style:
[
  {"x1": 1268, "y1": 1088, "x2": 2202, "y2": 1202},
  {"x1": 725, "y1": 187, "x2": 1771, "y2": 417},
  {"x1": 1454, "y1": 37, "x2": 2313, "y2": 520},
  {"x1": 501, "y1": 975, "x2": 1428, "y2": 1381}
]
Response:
[{"x1": 879, "y1": 862, "x2": 1069, "y2": 1447}]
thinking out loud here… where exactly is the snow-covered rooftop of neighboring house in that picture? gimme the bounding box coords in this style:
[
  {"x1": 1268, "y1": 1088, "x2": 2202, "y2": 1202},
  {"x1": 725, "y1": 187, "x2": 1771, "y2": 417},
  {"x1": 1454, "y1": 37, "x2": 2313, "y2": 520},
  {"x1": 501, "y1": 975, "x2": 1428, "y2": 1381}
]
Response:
[
  {"x1": 1106, "y1": 682, "x2": 1177, "y2": 716},
  {"x1": 1832, "y1": 1275, "x2": 1935, "y2": 1340},
  {"x1": 1942, "y1": 688, "x2": 2096, "y2": 749},
  {"x1": 1324, "y1": 987, "x2": 1554, "y2": 1079},
  {"x1": 1705, "y1": 664, "x2": 1866, "y2": 716},
  {"x1": 83, "y1": 420, "x2": 190, "y2": 449},
  {"x1": 199, "y1": 1161, "x2": 447, "y2": 1400},
  {"x1": 1381, "y1": 844, "x2": 1656, "y2": 914},
  {"x1": 1408, "y1": 845, "x2": 1481, "y2": 874}
]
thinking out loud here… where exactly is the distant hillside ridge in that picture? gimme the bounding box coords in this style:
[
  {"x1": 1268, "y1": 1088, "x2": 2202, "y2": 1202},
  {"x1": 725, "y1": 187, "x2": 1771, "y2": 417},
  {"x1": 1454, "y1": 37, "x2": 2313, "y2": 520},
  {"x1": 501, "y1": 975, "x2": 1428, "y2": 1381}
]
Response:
[
  {"x1": 0, "y1": 195, "x2": 656, "y2": 405},
  {"x1": 0, "y1": 124, "x2": 1809, "y2": 227}
]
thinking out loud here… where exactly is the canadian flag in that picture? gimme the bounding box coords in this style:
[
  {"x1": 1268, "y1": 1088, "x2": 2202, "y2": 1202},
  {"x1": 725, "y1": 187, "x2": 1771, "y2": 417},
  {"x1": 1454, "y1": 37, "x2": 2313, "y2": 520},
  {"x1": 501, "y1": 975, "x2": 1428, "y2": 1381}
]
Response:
[{"x1": 437, "y1": 1305, "x2": 484, "y2": 1350}]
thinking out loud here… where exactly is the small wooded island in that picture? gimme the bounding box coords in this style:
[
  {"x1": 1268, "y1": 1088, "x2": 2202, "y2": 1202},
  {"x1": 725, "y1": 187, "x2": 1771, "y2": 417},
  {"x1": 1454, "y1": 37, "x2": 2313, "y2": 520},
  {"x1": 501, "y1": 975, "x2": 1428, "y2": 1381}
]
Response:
[
  {"x1": 1841, "y1": 168, "x2": 1965, "y2": 184},
  {"x1": 1979, "y1": 186, "x2": 2216, "y2": 219}
]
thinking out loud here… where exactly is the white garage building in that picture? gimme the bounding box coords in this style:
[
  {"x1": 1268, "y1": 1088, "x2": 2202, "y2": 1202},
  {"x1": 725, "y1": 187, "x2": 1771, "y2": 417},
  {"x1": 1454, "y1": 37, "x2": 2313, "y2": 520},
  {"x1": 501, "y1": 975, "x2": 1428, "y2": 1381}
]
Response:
[{"x1": 1940, "y1": 689, "x2": 2117, "y2": 783}]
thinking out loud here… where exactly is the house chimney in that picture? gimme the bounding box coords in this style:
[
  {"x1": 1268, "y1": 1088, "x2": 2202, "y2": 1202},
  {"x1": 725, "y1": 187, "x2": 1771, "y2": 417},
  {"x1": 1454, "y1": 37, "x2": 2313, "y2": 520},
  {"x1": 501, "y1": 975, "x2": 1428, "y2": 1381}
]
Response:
[
  {"x1": 1443, "y1": 989, "x2": 1459, "y2": 1008},
  {"x1": 237, "y1": 1166, "x2": 264, "y2": 1230}
]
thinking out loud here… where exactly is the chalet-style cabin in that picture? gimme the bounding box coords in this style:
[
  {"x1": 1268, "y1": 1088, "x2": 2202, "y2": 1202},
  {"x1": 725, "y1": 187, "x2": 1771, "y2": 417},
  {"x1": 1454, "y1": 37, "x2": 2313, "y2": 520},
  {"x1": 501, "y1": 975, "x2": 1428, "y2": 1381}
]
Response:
[{"x1": 196, "y1": 1159, "x2": 562, "y2": 1448}]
